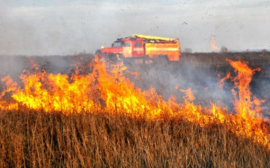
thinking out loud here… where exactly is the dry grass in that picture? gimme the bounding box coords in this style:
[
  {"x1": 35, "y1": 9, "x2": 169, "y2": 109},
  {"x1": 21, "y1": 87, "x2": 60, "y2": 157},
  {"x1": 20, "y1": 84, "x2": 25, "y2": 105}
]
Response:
[{"x1": 0, "y1": 110, "x2": 269, "y2": 168}]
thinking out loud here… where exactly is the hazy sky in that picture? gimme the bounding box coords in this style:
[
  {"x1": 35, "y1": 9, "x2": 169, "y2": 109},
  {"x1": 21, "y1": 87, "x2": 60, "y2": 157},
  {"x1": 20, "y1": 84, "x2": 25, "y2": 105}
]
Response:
[{"x1": 0, "y1": 0, "x2": 270, "y2": 55}]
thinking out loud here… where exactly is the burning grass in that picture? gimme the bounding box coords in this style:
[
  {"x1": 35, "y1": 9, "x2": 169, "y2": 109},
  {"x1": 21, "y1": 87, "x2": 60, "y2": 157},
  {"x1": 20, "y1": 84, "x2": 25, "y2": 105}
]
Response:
[{"x1": 0, "y1": 57, "x2": 270, "y2": 167}]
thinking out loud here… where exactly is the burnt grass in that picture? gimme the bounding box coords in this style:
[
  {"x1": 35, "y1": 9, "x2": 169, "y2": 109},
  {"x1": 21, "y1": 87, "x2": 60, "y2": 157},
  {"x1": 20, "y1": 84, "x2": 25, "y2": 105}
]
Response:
[
  {"x1": 0, "y1": 110, "x2": 269, "y2": 168},
  {"x1": 0, "y1": 51, "x2": 270, "y2": 167}
]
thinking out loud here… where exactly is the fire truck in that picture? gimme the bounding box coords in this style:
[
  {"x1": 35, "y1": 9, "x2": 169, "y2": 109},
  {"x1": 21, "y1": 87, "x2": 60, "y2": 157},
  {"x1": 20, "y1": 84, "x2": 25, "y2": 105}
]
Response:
[{"x1": 96, "y1": 34, "x2": 181, "y2": 62}]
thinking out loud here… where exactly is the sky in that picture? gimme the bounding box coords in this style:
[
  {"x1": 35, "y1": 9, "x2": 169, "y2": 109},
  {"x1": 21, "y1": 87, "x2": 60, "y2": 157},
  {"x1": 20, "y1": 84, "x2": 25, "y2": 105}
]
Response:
[{"x1": 0, "y1": 0, "x2": 270, "y2": 55}]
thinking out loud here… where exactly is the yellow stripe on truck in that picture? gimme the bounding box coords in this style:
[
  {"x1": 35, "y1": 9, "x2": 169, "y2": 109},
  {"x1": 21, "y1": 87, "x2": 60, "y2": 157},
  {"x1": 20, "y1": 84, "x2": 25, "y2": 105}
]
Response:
[
  {"x1": 146, "y1": 48, "x2": 179, "y2": 51},
  {"x1": 145, "y1": 43, "x2": 180, "y2": 61},
  {"x1": 133, "y1": 34, "x2": 177, "y2": 42}
]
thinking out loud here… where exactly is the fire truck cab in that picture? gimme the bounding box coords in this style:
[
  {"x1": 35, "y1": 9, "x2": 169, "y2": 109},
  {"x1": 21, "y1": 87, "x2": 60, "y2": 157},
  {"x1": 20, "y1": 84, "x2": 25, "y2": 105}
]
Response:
[{"x1": 97, "y1": 34, "x2": 181, "y2": 62}]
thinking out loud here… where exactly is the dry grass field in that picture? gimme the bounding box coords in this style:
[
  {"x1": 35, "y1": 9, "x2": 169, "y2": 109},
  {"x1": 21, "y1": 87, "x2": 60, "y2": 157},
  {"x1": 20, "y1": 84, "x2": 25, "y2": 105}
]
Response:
[{"x1": 0, "y1": 110, "x2": 269, "y2": 168}]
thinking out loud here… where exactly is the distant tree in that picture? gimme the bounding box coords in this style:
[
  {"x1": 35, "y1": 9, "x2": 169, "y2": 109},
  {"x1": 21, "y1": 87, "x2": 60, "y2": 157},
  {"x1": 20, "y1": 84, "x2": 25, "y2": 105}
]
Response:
[
  {"x1": 221, "y1": 46, "x2": 228, "y2": 53},
  {"x1": 262, "y1": 49, "x2": 268, "y2": 54}
]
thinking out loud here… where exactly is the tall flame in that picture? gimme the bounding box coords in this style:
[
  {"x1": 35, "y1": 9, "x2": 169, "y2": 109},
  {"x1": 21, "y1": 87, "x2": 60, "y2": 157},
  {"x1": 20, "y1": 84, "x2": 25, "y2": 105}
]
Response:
[{"x1": 226, "y1": 59, "x2": 265, "y2": 118}]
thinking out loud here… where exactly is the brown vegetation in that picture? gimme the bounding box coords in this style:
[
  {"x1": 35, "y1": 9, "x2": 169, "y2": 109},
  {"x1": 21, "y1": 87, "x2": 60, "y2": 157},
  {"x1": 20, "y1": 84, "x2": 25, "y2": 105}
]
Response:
[{"x1": 0, "y1": 110, "x2": 269, "y2": 168}]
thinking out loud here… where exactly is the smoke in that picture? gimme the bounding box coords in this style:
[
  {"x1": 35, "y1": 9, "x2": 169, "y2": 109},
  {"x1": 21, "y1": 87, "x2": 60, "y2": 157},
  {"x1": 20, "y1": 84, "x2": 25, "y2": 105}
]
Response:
[
  {"x1": 253, "y1": 66, "x2": 270, "y2": 116},
  {"x1": 125, "y1": 58, "x2": 232, "y2": 109},
  {"x1": 124, "y1": 55, "x2": 269, "y2": 116}
]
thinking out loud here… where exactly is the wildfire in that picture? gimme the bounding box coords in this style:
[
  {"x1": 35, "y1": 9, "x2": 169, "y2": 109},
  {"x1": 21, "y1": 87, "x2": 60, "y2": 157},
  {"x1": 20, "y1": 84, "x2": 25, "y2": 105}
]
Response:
[{"x1": 0, "y1": 57, "x2": 269, "y2": 150}]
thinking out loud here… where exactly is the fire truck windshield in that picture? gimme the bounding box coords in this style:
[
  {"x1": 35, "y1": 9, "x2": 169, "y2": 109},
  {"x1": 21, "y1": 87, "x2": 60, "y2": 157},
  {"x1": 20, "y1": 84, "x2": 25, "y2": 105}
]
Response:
[
  {"x1": 123, "y1": 42, "x2": 131, "y2": 47},
  {"x1": 112, "y1": 41, "x2": 131, "y2": 47},
  {"x1": 112, "y1": 41, "x2": 123, "y2": 47}
]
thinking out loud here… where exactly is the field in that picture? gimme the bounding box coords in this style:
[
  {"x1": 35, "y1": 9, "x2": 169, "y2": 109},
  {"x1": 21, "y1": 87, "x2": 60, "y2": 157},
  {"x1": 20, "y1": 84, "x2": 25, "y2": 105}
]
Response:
[
  {"x1": 0, "y1": 52, "x2": 270, "y2": 167},
  {"x1": 0, "y1": 110, "x2": 269, "y2": 168}
]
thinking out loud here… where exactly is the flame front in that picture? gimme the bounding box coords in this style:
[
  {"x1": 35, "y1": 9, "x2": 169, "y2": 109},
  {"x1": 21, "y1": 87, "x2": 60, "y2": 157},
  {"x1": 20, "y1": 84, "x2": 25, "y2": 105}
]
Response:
[
  {"x1": 0, "y1": 57, "x2": 269, "y2": 150},
  {"x1": 0, "y1": 59, "x2": 155, "y2": 114}
]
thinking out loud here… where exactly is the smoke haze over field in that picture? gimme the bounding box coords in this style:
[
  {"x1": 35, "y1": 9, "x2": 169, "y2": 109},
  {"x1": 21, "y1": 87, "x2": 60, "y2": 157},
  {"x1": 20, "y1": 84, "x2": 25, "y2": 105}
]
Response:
[{"x1": 0, "y1": 0, "x2": 270, "y2": 55}]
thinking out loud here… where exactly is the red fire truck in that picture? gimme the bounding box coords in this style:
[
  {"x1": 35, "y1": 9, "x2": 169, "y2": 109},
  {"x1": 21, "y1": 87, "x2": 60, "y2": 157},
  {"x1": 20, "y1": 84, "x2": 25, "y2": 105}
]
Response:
[{"x1": 96, "y1": 34, "x2": 181, "y2": 62}]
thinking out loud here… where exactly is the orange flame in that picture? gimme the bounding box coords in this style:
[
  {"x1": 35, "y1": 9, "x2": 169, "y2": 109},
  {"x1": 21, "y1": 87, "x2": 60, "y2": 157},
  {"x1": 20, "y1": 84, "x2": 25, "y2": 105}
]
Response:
[
  {"x1": 180, "y1": 88, "x2": 195, "y2": 101},
  {"x1": 218, "y1": 72, "x2": 230, "y2": 89},
  {"x1": 211, "y1": 36, "x2": 219, "y2": 50},
  {"x1": 226, "y1": 59, "x2": 265, "y2": 118},
  {"x1": 0, "y1": 57, "x2": 269, "y2": 150}
]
